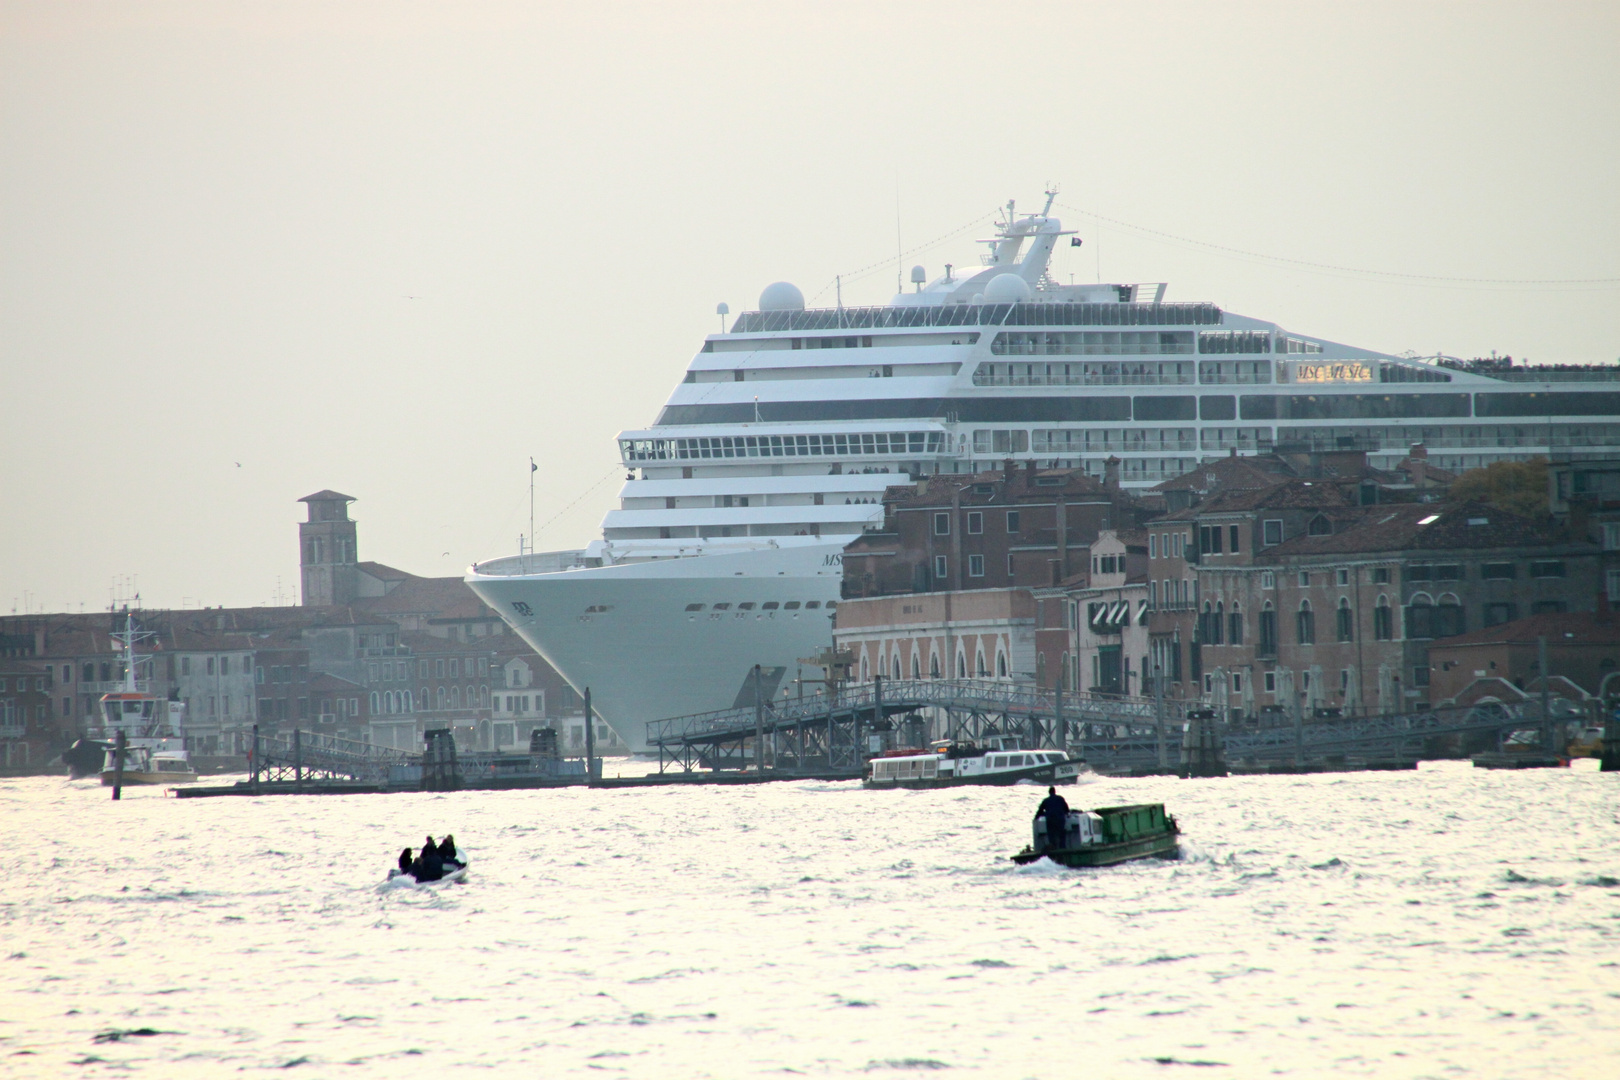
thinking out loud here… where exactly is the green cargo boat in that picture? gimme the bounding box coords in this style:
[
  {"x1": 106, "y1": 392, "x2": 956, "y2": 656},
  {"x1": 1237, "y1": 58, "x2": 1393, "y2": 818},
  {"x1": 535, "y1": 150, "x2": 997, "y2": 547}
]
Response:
[{"x1": 1010, "y1": 803, "x2": 1180, "y2": 868}]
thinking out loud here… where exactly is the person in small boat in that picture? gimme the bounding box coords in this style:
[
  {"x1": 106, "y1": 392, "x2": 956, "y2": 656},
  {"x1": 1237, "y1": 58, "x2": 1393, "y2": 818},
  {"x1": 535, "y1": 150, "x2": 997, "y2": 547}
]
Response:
[
  {"x1": 1037, "y1": 787, "x2": 1071, "y2": 852},
  {"x1": 436, "y1": 835, "x2": 458, "y2": 865},
  {"x1": 412, "y1": 839, "x2": 445, "y2": 882},
  {"x1": 397, "y1": 848, "x2": 413, "y2": 875}
]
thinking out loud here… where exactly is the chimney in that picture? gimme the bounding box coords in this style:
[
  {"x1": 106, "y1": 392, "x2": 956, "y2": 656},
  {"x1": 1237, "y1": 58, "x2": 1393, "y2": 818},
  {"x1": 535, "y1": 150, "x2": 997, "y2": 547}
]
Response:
[
  {"x1": 1024, "y1": 459, "x2": 1038, "y2": 487},
  {"x1": 1056, "y1": 493, "x2": 1068, "y2": 577},
  {"x1": 1103, "y1": 456, "x2": 1120, "y2": 489},
  {"x1": 1407, "y1": 443, "x2": 1428, "y2": 488},
  {"x1": 1002, "y1": 458, "x2": 1016, "y2": 486}
]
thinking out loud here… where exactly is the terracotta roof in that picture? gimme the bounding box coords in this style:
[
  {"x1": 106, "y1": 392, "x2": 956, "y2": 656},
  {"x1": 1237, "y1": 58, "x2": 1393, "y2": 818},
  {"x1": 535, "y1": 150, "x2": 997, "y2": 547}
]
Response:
[
  {"x1": 1153, "y1": 480, "x2": 1351, "y2": 522},
  {"x1": 1427, "y1": 610, "x2": 1620, "y2": 649},
  {"x1": 1152, "y1": 455, "x2": 1295, "y2": 494},
  {"x1": 892, "y1": 466, "x2": 1114, "y2": 509},
  {"x1": 1262, "y1": 501, "x2": 1558, "y2": 557},
  {"x1": 357, "y1": 561, "x2": 412, "y2": 583},
  {"x1": 354, "y1": 577, "x2": 492, "y2": 619}
]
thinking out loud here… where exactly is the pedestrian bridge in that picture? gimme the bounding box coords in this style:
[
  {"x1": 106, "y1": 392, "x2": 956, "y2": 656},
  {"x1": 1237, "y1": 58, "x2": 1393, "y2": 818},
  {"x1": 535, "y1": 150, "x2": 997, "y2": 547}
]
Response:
[
  {"x1": 647, "y1": 678, "x2": 1200, "y2": 774},
  {"x1": 645, "y1": 679, "x2": 1555, "y2": 776}
]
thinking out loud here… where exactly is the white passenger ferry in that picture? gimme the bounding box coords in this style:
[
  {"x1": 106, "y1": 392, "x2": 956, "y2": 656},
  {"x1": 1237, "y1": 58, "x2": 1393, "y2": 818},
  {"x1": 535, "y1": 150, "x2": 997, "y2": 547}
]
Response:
[
  {"x1": 865, "y1": 737, "x2": 1086, "y2": 789},
  {"x1": 468, "y1": 192, "x2": 1620, "y2": 749}
]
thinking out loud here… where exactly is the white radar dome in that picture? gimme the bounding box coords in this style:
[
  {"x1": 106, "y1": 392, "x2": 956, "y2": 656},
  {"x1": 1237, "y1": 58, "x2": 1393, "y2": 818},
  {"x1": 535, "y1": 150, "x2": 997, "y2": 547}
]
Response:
[
  {"x1": 758, "y1": 281, "x2": 806, "y2": 312},
  {"x1": 983, "y1": 272, "x2": 1032, "y2": 303}
]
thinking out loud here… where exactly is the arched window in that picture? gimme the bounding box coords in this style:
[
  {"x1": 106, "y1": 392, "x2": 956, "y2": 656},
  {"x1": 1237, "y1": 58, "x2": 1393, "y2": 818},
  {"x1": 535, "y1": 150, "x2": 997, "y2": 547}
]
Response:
[
  {"x1": 1405, "y1": 593, "x2": 1435, "y2": 639},
  {"x1": 1059, "y1": 651, "x2": 1070, "y2": 690},
  {"x1": 1374, "y1": 594, "x2": 1393, "y2": 640},
  {"x1": 369, "y1": 691, "x2": 380, "y2": 714},
  {"x1": 860, "y1": 655, "x2": 869, "y2": 681},
  {"x1": 996, "y1": 651, "x2": 1008, "y2": 678},
  {"x1": 1429, "y1": 592, "x2": 1465, "y2": 637},
  {"x1": 1296, "y1": 600, "x2": 1315, "y2": 645},
  {"x1": 466, "y1": 686, "x2": 476, "y2": 710},
  {"x1": 451, "y1": 685, "x2": 461, "y2": 708},
  {"x1": 479, "y1": 686, "x2": 489, "y2": 709},
  {"x1": 976, "y1": 650, "x2": 987, "y2": 677},
  {"x1": 930, "y1": 653, "x2": 941, "y2": 679},
  {"x1": 1259, "y1": 601, "x2": 1277, "y2": 654},
  {"x1": 893, "y1": 655, "x2": 902, "y2": 681},
  {"x1": 403, "y1": 690, "x2": 413, "y2": 713},
  {"x1": 911, "y1": 653, "x2": 921, "y2": 680},
  {"x1": 957, "y1": 652, "x2": 967, "y2": 678},
  {"x1": 1336, "y1": 598, "x2": 1354, "y2": 642},
  {"x1": 436, "y1": 686, "x2": 445, "y2": 709},
  {"x1": 1212, "y1": 601, "x2": 1225, "y2": 645},
  {"x1": 1228, "y1": 604, "x2": 1243, "y2": 646}
]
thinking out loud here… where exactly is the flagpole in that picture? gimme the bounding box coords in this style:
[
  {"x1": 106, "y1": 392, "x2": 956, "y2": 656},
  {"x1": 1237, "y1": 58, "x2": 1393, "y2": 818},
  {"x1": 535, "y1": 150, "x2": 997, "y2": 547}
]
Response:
[{"x1": 528, "y1": 456, "x2": 536, "y2": 560}]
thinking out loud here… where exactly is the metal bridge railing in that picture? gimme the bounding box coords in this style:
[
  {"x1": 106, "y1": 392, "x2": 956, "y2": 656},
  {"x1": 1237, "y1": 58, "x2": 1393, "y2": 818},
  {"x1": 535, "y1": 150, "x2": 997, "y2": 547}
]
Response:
[{"x1": 646, "y1": 679, "x2": 1197, "y2": 747}]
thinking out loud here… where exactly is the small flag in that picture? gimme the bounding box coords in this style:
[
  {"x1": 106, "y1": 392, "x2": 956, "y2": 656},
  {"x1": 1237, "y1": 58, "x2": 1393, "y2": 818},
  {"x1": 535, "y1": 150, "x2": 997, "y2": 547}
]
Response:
[
  {"x1": 530, "y1": 459, "x2": 537, "y2": 473},
  {"x1": 1070, "y1": 237, "x2": 1084, "y2": 247}
]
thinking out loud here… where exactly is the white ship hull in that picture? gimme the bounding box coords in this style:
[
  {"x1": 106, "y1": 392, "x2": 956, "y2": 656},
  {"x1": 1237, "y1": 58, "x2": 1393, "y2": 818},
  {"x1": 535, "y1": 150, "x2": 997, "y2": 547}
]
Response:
[{"x1": 467, "y1": 542, "x2": 846, "y2": 750}]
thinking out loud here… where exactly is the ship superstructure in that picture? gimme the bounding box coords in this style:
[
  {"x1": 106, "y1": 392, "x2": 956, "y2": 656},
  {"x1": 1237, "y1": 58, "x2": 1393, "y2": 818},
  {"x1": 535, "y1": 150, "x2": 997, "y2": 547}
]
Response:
[{"x1": 469, "y1": 193, "x2": 1619, "y2": 748}]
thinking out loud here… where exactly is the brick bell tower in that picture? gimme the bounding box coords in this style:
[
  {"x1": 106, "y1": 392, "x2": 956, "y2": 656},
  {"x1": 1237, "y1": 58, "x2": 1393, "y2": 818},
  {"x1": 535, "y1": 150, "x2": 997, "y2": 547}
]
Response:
[{"x1": 298, "y1": 490, "x2": 359, "y2": 606}]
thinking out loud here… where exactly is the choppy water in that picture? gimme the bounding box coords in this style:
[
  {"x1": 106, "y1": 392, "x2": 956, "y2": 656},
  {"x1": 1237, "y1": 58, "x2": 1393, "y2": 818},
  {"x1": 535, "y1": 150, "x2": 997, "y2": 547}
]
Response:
[{"x1": 2, "y1": 761, "x2": 1617, "y2": 1078}]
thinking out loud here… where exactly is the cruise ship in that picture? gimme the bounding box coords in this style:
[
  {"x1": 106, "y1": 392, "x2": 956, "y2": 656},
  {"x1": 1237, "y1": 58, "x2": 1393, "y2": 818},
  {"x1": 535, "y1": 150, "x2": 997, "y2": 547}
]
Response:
[{"x1": 467, "y1": 193, "x2": 1620, "y2": 749}]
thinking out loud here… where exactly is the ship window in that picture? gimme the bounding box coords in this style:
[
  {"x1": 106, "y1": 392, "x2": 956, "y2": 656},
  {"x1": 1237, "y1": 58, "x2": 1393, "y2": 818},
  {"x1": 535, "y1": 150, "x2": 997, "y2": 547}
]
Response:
[
  {"x1": 711, "y1": 603, "x2": 731, "y2": 611},
  {"x1": 783, "y1": 601, "x2": 801, "y2": 610},
  {"x1": 1198, "y1": 331, "x2": 1272, "y2": 354},
  {"x1": 684, "y1": 603, "x2": 704, "y2": 612},
  {"x1": 762, "y1": 601, "x2": 780, "y2": 610},
  {"x1": 737, "y1": 602, "x2": 756, "y2": 610},
  {"x1": 1241, "y1": 393, "x2": 1472, "y2": 421},
  {"x1": 804, "y1": 601, "x2": 821, "y2": 609},
  {"x1": 825, "y1": 601, "x2": 836, "y2": 608}
]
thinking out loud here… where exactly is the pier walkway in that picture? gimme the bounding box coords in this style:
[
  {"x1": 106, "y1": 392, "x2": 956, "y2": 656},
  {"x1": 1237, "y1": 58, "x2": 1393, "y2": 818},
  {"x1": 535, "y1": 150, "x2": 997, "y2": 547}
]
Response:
[
  {"x1": 646, "y1": 679, "x2": 1557, "y2": 776},
  {"x1": 226, "y1": 728, "x2": 588, "y2": 791},
  {"x1": 647, "y1": 678, "x2": 1201, "y2": 775}
]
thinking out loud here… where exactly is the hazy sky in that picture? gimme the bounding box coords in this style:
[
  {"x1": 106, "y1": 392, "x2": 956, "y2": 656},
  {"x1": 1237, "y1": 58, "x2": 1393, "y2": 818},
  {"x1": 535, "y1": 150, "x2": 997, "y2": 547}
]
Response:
[{"x1": 3, "y1": 1, "x2": 1617, "y2": 613}]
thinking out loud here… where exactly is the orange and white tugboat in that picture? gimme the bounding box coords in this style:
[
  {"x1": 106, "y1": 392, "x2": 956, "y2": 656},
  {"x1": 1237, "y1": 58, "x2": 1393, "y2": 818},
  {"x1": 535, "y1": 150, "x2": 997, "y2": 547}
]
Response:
[{"x1": 98, "y1": 613, "x2": 197, "y2": 786}]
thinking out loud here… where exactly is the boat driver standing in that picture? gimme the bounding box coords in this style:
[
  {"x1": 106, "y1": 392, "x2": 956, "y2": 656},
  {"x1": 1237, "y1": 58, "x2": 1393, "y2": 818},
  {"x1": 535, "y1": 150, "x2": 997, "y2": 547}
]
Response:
[{"x1": 1037, "y1": 787, "x2": 1070, "y2": 852}]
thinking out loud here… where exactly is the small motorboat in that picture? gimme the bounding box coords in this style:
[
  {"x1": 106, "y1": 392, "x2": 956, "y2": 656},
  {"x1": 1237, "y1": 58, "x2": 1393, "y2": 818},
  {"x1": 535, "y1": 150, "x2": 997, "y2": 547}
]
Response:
[
  {"x1": 1011, "y1": 803, "x2": 1180, "y2": 868},
  {"x1": 385, "y1": 855, "x2": 470, "y2": 886}
]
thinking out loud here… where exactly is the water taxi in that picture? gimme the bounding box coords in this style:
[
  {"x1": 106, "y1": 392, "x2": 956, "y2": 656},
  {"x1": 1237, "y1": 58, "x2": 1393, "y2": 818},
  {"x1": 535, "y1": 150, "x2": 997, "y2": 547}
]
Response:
[{"x1": 864, "y1": 736, "x2": 1084, "y2": 788}]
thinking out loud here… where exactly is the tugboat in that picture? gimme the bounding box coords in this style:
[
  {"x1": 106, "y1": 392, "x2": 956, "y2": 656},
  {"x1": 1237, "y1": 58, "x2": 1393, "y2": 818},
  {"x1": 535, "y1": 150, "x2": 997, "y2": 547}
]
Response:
[
  {"x1": 1010, "y1": 803, "x2": 1180, "y2": 867},
  {"x1": 864, "y1": 736, "x2": 1085, "y2": 788},
  {"x1": 97, "y1": 614, "x2": 197, "y2": 786}
]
